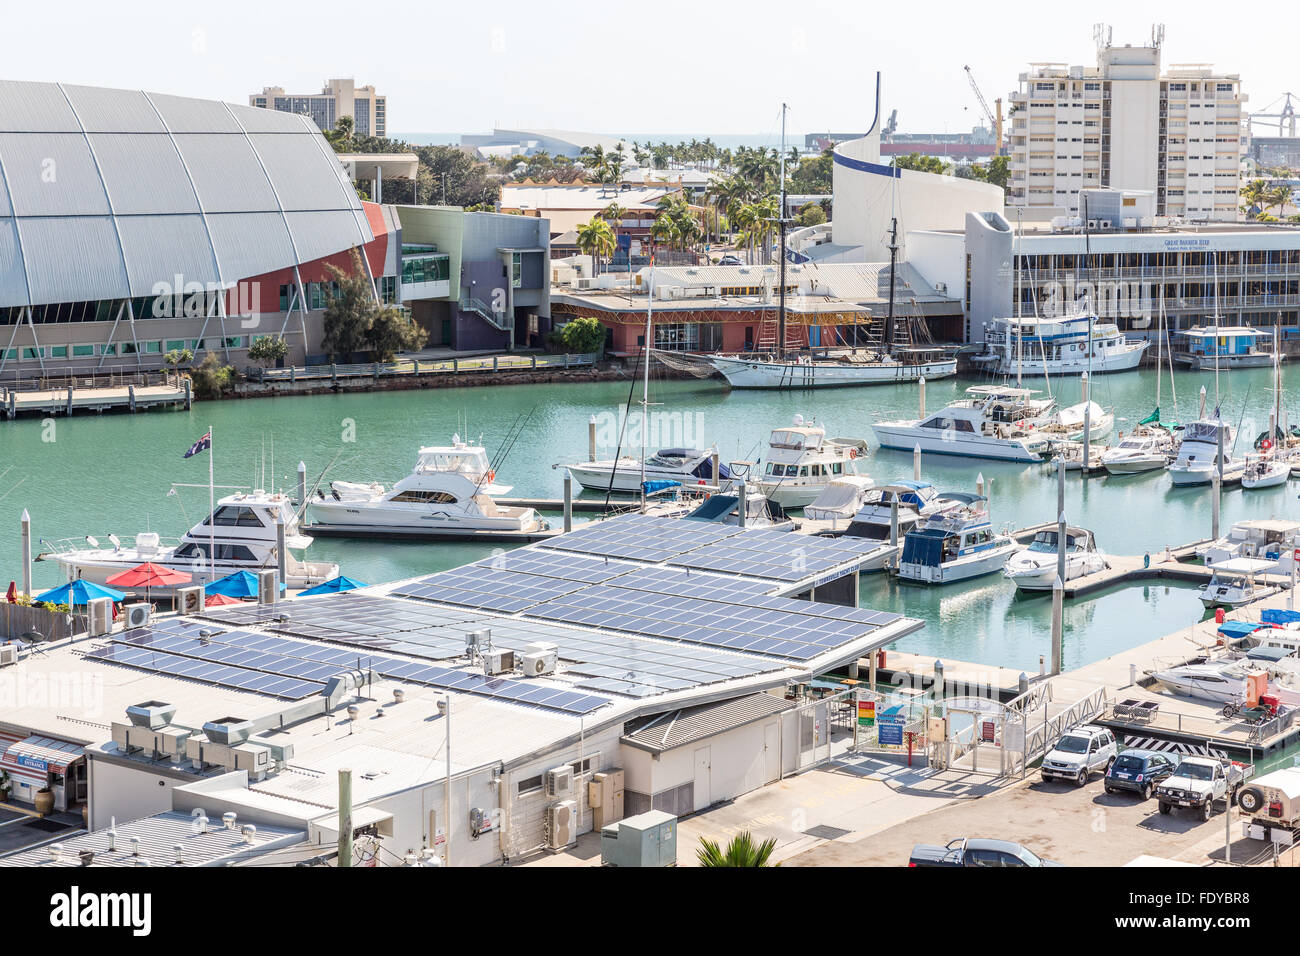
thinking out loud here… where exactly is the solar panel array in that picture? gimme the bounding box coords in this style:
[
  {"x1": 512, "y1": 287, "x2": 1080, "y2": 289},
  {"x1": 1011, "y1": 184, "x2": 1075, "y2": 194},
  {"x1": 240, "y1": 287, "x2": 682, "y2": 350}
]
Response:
[
  {"x1": 88, "y1": 620, "x2": 611, "y2": 715},
  {"x1": 541, "y1": 513, "x2": 744, "y2": 563},
  {"x1": 527, "y1": 585, "x2": 901, "y2": 661},
  {"x1": 667, "y1": 527, "x2": 885, "y2": 581}
]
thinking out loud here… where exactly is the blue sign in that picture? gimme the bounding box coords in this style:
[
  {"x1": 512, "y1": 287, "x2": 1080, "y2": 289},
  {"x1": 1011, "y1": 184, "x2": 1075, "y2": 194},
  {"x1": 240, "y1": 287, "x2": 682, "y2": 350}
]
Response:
[
  {"x1": 15, "y1": 754, "x2": 48, "y2": 773},
  {"x1": 878, "y1": 715, "x2": 906, "y2": 747}
]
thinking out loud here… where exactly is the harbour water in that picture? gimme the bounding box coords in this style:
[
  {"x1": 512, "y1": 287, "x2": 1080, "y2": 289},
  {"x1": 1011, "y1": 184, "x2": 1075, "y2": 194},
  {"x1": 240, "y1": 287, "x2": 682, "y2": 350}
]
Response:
[{"x1": 1, "y1": 363, "x2": 1293, "y2": 673}]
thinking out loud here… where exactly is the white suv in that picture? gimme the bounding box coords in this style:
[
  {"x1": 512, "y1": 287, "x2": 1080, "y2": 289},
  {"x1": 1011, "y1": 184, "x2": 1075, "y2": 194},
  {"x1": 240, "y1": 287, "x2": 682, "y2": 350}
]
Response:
[{"x1": 1040, "y1": 725, "x2": 1117, "y2": 787}]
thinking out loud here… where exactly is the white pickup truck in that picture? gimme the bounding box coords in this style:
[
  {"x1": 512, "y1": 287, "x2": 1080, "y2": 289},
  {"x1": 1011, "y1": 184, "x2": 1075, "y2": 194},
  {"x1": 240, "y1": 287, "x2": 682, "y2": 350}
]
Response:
[{"x1": 1154, "y1": 755, "x2": 1254, "y2": 822}]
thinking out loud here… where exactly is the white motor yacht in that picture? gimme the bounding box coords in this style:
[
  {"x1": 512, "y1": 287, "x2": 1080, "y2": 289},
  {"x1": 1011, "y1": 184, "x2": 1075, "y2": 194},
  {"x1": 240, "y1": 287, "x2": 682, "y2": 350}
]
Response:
[
  {"x1": 1034, "y1": 400, "x2": 1114, "y2": 444},
  {"x1": 42, "y1": 492, "x2": 338, "y2": 590},
  {"x1": 896, "y1": 493, "x2": 1019, "y2": 584},
  {"x1": 309, "y1": 436, "x2": 549, "y2": 539},
  {"x1": 567, "y1": 447, "x2": 730, "y2": 494},
  {"x1": 1101, "y1": 429, "x2": 1177, "y2": 475},
  {"x1": 843, "y1": 481, "x2": 948, "y2": 542},
  {"x1": 872, "y1": 385, "x2": 1054, "y2": 463},
  {"x1": 1150, "y1": 655, "x2": 1300, "y2": 706},
  {"x1": 802, "y1": 475, "x2": 876, "y2": 523},
  {"x1": 1167, "y1": 419, "x2": 1246, "y2": 486},
  {"x1": 1003, "y1": 526, "x2": 1107, "y2": 591},
  {"x1": 752, "y1": 418, "x2": 869, "y2": 510},
  {"x1": 1199, "y1": 519, "x2": 1300, "y2": 573}
]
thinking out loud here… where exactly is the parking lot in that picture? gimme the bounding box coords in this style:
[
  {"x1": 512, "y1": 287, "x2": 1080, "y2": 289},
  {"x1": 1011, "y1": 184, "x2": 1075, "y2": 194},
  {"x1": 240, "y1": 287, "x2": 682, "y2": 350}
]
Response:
[{"x1": 786, "y1": 767, "x2": 1297, "y2": 867}]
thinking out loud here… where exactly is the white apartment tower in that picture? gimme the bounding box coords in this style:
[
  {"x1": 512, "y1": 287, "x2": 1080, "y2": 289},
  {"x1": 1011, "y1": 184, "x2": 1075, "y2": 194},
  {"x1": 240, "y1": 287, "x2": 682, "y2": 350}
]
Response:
[
  {"x1": 250, "y1": 78, "x2": 387, "y2": 138},
  {"x1": 1007, "y1": 26, "x2": 1245, "y2": 222}
]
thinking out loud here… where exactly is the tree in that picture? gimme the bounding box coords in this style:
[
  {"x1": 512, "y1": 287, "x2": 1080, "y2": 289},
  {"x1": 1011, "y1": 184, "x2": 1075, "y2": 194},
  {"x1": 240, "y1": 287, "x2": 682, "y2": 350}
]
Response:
[
  {"x1": 797, "y1": 202, "x2": 826, "y2": 227},
  {"x1": 1240, "y1": 179, "x2": 1269, "y2": 219},
  {"x1": 696, "y1": 831, "x2": 778, "y2": 867},
  {"x1": 548, "y1": 316, "x2": 606, "y2": 354},
  {"x1": 789, "y1": 149, "x2": 833, "y2": 194},
  {"x1": 891, "y1": 152, "x2": 950, "y2": 175},
  {"x1": 1267, "y1": 184, "x2": 1294, "y2": 218},
  {"x1": 601, "y1": 202, "x2": 627, "y2": 226},
  {"x1": 323, "y1": 115, "x2": 355, "y2": 153},
  {"x1": 576, "y1": 217, "x2": 617, "y2": 276},
  {"x1": 163, "y1": 347, "x2": 193, "y2": 384},
  {"x1": 188, "y1": 352, "x2": 234, "y2": 399},
  {"x1": 985, "y1": 155, "x2": 1010, "y2": 192},
  {"x1": 320, "y1": 249, "x2": 428, "y2": 361},
  {"x1": 248, "y1": 335, "x2": 289, "y2": 368}
]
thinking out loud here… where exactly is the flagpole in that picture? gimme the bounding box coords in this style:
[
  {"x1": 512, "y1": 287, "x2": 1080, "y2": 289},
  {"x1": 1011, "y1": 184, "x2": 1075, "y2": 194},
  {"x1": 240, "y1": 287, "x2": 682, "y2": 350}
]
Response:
[{"x1": 208, "y1": 424, "x2": 215, "y2": 584}]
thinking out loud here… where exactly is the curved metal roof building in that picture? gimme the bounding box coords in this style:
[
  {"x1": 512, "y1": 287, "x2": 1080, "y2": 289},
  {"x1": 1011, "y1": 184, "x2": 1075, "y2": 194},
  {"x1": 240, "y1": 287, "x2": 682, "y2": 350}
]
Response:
[{"x1": 0, "y1": 80, "x2": 373, "y2": 309}]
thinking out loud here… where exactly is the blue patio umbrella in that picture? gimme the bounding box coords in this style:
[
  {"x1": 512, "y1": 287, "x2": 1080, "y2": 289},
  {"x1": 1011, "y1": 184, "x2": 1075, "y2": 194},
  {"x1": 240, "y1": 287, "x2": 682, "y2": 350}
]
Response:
[
  {"x1": 204, "y1": 570, "x2": 282, "y2": 598},
  {"x1": 33, "y1": 579, "x2": 125, "y2": 606},
  {"x1": 299, "y1": 575, "x2": 367, "y2": 597}
]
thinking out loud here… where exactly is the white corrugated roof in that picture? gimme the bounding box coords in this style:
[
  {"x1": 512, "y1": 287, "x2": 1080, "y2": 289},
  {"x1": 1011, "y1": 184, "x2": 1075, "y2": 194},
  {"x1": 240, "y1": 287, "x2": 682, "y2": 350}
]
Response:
[
  {"x1": 0, "y1": 80, "x2": 373, "y2": 308},
  {"x1": 501, "y1": 182, "x2": 681, "y2": 211}
]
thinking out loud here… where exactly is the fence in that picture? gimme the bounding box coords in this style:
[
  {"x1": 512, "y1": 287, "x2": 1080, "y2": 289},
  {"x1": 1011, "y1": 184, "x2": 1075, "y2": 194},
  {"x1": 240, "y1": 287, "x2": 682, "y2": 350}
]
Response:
[
  {"x1": 0, "y1": 604, "x2": 86, "y2": 642},
  {"x1": 1, "y1": 367, "x2": 169, "y2": 392},
  {"x1": 246, "y1": 352, "x2": 600, "y2": 384}
]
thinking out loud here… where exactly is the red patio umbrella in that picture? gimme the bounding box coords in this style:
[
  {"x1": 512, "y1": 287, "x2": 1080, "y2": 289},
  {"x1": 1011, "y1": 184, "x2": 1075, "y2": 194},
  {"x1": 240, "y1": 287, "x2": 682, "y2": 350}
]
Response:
[
  {"x1": 5, "y1": 581, "x2": 15, "y2": 604},
  {"x1": 106, "y1": 562, "x2": 193, "y2": 606},
  {"x1": 204, "y1": 592, "x2": 244, "y2": 607}
]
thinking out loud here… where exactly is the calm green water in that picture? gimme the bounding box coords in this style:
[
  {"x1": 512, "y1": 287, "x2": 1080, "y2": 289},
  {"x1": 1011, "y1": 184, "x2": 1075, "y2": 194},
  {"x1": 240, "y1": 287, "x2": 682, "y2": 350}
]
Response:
[{"x1": 0, "y1": 364, "x2": 1294, "y2": 673}]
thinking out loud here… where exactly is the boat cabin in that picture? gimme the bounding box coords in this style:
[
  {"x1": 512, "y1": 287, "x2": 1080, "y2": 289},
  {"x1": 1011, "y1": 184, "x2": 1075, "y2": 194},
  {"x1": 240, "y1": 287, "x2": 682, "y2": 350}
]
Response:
[{"x1": 1175, "y1": 327, "x2": 1268, "y2": 361}]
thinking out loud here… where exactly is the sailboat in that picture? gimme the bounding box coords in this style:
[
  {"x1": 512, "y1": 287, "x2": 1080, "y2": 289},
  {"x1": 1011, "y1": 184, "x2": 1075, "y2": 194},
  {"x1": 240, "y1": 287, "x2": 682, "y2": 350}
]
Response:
[
  {"x1": 1101, "y1": 294, "x2": 1179, "y2": 475},
  {"x1": 686, "y1": 104, "x2": 957, "y2": 389}
]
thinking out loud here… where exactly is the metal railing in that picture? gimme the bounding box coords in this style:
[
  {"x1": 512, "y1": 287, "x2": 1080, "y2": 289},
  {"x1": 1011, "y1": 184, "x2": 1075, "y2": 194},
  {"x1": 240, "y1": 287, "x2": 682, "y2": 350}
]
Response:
[
  {"x1": 458, "y1": 294, "x2": 513, "y2": 334},
  {"x1": 247, "y1": 352, "x2": 599, "y2": 384},
  {"x1": 1, "y1": 367, "x2": 169, "y2": 391}
]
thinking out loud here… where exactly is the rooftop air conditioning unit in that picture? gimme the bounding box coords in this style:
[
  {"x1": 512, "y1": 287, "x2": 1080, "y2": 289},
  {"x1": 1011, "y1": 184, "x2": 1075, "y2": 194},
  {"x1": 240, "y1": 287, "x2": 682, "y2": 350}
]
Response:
[
  {"x1": 257, "y1": 569, "x2": 278, "y2": 606},
  {"x1": 545, "y1": 764, "x2": 575, "y2": 798},
  {"x1": 576, "y1": 277, "x2": 595, "y2": 290},
  {"x1": 175, "y1": 585, "x2": 204, "y2": 616},
  {"x1": 0, "y1": 644, "x2": 17, "y2": 667},
  {"x1": 87, "y1": 596, "x2": 113, "y2": 637},
  {"x1": 1099, "y1": 219, "x2": 1112, "y2": 229},
  {"x1": 483, "y1": 648, "x2": 516, "y2": 676},
  {"x1": 122, "y1": 602, "x2": 151, "y2": 629},
  {"x1": 546, "y1": 799, "x2": 576, "y2": 849},
  {"x1": 1087, "y1": 219, "x2": 1098, "y2": 230},
  {"x1": 521, "y1": 642, "x2": 558, "y2": 677}
]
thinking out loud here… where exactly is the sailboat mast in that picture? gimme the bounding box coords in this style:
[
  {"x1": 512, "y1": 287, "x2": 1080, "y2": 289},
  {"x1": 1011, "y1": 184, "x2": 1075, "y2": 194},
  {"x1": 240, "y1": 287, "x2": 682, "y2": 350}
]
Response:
[
  {"x1": 640, "y1": 266, "x2": 653, "y2": 513},
  {"x1": 777, "y1": 103, "x2": 788, "y2": 360},
  {"x1": 884, "y1": 217, "x2": 898, "y2": 357}
]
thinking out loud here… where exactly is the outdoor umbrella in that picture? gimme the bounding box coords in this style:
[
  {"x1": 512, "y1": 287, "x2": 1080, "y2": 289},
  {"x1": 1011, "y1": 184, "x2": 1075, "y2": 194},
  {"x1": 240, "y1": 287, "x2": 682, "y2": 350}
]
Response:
[
  {"x1": 299, "y1": 575, "x2": 367, "y2": 597},
  {"x1": 5, "y1": 581, "x2": 15, "y2": 604},
  {"x1": 33, "y1": 579, "x2": 126, "y2": 606},
  {"x1": 106, "y1": 562, "x2": 193, "y2": 605},
  {"x1": 205, "y1": 570, "x2": 264, "y2": 599},
  {"x1": 204, "y1": 592, "x2": 244, "y2": 607}
]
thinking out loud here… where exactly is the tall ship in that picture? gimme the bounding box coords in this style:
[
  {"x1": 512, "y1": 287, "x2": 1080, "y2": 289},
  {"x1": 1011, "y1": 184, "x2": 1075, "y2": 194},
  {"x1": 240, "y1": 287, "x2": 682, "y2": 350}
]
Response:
[
  {"x1": 970, "y1": 313, "x2": 1147, "y2": 376},
  {"x1": 41, "y1": 491, "x2": 338, "y2": 590}
]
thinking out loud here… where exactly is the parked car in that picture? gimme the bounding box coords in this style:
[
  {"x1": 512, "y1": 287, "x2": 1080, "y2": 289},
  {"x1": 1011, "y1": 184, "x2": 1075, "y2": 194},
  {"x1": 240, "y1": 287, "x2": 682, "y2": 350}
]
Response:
[
  {"x1": 1040, "y1": 725, "x2": 1118, "y2": 787},
  {"x1": 1154, "y1": 755, "x2": 1253, "y2": 822},
  {"x1": 1104, "y1": 749, "x2": 1182, "y2": 800},
  {"x1": 717, "y1": 254, "x2": 744, "y2": 266},
  {"x1": 908, "y1": 838, "x2": 1062, "y2": 867}
]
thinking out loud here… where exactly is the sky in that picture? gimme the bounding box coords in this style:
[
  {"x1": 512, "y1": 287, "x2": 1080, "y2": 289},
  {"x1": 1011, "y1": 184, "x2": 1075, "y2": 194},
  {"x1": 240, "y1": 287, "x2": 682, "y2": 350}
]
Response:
[{"x1": 0, "y1": 0, "x2": 1290, "y2": 141}]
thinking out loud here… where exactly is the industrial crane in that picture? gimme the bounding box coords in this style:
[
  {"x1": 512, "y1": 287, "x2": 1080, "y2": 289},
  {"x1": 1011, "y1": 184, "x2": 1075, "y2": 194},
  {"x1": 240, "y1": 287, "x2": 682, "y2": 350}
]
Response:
[
  {"x1": 1249, "y1": 93, "x2": 1298, "y2": 137},
  {"x1": 963, "y1": 65, "x2": 1003, "y2": 154}
]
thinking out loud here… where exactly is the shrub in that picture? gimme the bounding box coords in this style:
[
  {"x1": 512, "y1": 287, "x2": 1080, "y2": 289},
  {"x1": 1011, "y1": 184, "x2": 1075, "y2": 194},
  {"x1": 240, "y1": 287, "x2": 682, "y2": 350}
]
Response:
[
  {"x1": 248, "y1": 335, "x2": 289, "y2": 367},
  {"x1": 189, "y1": 352, "x2": 235, "y2": 399},
  {"x1": 551, "y1": 316, "x2": 606, "y2": 355}
]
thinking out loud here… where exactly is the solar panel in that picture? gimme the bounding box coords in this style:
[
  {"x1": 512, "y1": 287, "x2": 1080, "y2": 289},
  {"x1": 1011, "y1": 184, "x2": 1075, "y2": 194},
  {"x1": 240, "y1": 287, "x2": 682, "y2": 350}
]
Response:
[
  {"x1": 666, "y1": 527, "x2": 884, "y2": 581},
  {"x1": 540, "y1": 513, "x2": 744, "y2": 563},
  {"x1": 85, "y1": 642, "x2": 323, "y2": 700}
]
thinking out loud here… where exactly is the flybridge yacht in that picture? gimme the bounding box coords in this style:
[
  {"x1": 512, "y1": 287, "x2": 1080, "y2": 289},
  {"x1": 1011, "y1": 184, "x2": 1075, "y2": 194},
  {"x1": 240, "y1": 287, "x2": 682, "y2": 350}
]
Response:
[
  {"x1": 1198, "y1": 519, "x2": 1300, "y2": 573},
  {"x1": 310, "y1": 436, "x2": 548, "y2": 538},
  {"x1": 42, "y1": 492, "x2": 338, "y2": 590},
  {"x1": 896, "y1": 493, "x2": 1019, "y2": 584},
  {"x1": 752, "y1": 418, "x2": 869, "y2": 510},
  {"x1": 567, "y1": 447, "x2": 730, "y2": 495},
  {"x1": 1167, "y1": 419, "x2": 1246, "y2": 486},
  {"x1": 871, "y1": 385, "x2": 1054, "y2": 463},
  {"x1": 1003, "y1": 526, "x2": 1106, "y2": 592},
  {"x1": 970, "y1": 313, "x2": 1148, "y2": 376},
  {"x1": 842, "y1": 480, "x2": 948, "y2": 542}
]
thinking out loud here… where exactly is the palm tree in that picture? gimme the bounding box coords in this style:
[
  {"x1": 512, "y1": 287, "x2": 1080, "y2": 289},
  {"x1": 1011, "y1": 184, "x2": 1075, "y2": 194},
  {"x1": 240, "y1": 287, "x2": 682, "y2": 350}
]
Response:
[
  {"x1": 576, "y1": 217, "x2": 616, "y2": 277},
  {"x1": 696, "y1": 831, "x2": 778, "y2": 867},
  {"x1": 1268, "y1": 184, "x2": 1294, "y2": 219},
  {"x1": 1240, "y1": 179, "x2": 1268, "y2": 219}
]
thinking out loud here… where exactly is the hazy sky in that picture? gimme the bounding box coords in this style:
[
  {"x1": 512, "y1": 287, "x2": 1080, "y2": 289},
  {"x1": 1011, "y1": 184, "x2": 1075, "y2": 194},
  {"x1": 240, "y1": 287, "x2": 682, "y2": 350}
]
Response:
[{"x1": 1, "y1": 1, "x2": 1287, "y2": 140}]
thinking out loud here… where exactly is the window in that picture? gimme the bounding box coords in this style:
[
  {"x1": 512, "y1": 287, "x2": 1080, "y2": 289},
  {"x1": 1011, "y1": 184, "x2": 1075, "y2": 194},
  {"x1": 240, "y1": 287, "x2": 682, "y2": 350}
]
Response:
[
  {"x1": 517, "y1": 774, "x2": 543, "y2": 796},
  {"x1": 72, "y1": 344, "x2": 94, "y2": 357},
  {"x1": 511, "y1": 252, "x2": 523, "y2": 289},
  {"x1": 570, "y1": 754, "x2": 598, "y2": 776},
  {"x1": 390, "y1": 490, "x2": 458, "y2": 504},
  {"x1": 206, "y1": 506, "x2": 266, "y2": 527}
]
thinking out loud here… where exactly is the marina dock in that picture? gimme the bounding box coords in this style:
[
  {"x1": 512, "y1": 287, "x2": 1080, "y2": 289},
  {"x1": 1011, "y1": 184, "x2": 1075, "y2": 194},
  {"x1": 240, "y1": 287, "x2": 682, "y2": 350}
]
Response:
[{"x1": 2, "y1": 380, "x2": 190, "y2": 418}]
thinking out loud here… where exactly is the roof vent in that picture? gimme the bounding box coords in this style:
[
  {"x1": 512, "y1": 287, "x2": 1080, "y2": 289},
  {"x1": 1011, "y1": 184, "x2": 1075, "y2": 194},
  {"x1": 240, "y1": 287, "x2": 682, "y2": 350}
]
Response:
[
  {"x1": 126, "y1": 701, "x2": 177, "y2": 729},
  {"x1": 202, "y1": 717, "x2": 253, "y2": 746}
]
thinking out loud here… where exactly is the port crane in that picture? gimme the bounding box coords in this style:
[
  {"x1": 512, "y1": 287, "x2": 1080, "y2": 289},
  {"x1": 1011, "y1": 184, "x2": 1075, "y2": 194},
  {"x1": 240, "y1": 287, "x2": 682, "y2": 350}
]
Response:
[
  {"x1": 1249, "y1": 93, "x2": 1298, "y2": 137},
  {"x1": 963, "y1": 65, "x2": 1003, "y2": 154}
]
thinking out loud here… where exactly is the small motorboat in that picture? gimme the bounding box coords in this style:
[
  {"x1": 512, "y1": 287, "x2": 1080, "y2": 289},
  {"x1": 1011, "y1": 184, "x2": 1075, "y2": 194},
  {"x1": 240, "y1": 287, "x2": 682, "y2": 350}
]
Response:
[
  {"x1": 895, "y1": 493, "x2": 1019, "y2": 585},
  {"x1": 1101, "y1": 431, "x2": 1176, "y2": 475},
  {"x1": 1003, "y1": 526, "x2": 1107, "y2": 591},
  {"x1": 802, "y1": 475, "x2": 876, "y2": 524},
  {"x1": 1241, "y1": 455, "x2": 1290, "y2": 490},
  {"x1": 1197, "y1": 558, "x2": 1275, "y2": 608}
]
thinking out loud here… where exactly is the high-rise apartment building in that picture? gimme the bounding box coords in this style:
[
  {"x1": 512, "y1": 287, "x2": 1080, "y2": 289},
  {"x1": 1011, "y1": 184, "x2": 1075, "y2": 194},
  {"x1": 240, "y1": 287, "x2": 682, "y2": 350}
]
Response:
[
  {"x1": 250, "y1": 78, "x2": 386, "y2": 138},
  {"x1": 1007, "y1": 26, "x2": 1245, "y2": 222}
]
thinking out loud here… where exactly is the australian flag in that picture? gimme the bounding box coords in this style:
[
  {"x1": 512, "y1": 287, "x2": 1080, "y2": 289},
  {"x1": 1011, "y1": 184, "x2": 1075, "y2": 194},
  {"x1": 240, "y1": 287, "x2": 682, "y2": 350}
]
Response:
[{"x1": 183, "y1": 431, "x2": 212, "y2": 459}]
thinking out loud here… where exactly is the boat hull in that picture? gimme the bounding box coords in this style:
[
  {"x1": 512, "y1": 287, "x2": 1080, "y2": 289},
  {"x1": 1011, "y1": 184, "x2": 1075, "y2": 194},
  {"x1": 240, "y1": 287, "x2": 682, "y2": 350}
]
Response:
[
  {"x1": 897, "y1": 542, "x2": 1019, "y2": 584},
  {"x1": 976, "y1": 341, "x2": 1148, "y2": 376},
  {"x1": 308, "y1": 500, "x2": 545, "y2": 535},
  {"x1": 708, "y1": 355, "x2": 956, "y2": 389},
  {"x1": 872, "y1": 425, "x2": 1044, "y2": 463},
  {"x1": 1102, "y1": 455, "x2": 1167, "y2": 475},
  {"x1": 1004, "y1": 555, "x2": 1106, "y2": 591},
  {"x1": 566, "y1": 462, "x2": 709, "y2": 494}
]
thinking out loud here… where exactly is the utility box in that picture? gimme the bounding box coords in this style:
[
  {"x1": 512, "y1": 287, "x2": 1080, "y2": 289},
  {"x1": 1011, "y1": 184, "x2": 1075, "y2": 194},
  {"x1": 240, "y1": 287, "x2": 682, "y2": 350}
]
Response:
[
  {"x1": 600, "y1": 810, "x2": 676, "y2": 867},
  {"x1": 589, "y1": 769, "x2": 625, "y2": 829}
]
